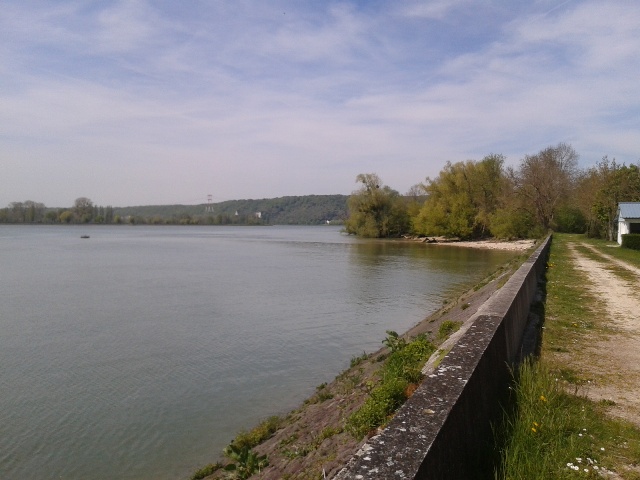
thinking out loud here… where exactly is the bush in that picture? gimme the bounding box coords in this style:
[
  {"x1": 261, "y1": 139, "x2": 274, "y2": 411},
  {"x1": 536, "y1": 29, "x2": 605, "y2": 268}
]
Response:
[
  {"x1": 438, "y1": 320, "x2": 462, "y2": 340},
  {"x1": 346, "y1": 334, "x2": 434, "y2": 439},
  {"x1": 553, "y1": 205, "x2": 586, "y2": 233},
  {"x1": 621, "y1": 233, "x2": 640, "y2": 250},
  {"x1": 231, "y1": 416, "x2": 281, "y2": 450}
]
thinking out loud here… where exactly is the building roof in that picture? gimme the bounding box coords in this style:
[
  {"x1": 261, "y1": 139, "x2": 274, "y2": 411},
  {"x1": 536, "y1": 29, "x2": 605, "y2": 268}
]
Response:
[{"x1": 618, "y1": 202, "x2": 640, "y2": 219}]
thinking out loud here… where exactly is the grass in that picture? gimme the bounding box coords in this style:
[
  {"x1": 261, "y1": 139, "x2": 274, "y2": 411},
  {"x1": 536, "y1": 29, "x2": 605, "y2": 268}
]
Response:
[
  {"x1": 578, "y1": 235, "x2": 640, "y2": 269},
  {"x1": 497, "y1": 361, "x2": 640, "y2": 479},
  {"x1": 231, "y1": 415, "x2": 282, "y2": 450},
  {"x1": 190, "y1": 463, "x2": 223, "y2": 480},
  {"x1": 438, "y1": 320, "x2": 462, "y2": 340},
  {"x1": 572, "y1": 244, "x2": 638, "y2": 283},
  {"x1": 497, "y1": 233, "x2": 640, "y2": 479}
]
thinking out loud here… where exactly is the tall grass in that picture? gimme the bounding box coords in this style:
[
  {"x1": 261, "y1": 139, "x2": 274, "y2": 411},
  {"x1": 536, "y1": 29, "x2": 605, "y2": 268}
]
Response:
[{"x1": 498, "y1": 361, "x2": 640, "y2": 479}]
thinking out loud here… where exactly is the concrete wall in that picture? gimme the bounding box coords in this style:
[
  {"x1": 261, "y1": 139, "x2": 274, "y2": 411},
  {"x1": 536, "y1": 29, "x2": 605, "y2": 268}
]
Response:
[{"x1": 334, "y1": 236, "x2": 551, "y2": 480}]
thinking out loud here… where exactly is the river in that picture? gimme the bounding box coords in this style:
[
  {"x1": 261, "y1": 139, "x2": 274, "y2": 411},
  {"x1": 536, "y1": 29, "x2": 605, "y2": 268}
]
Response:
[{"x1": 0, "y1": 225, "x2": 517, "y2": 479}]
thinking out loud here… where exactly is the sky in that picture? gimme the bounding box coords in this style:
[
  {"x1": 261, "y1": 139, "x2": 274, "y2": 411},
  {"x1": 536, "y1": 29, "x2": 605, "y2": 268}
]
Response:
[{"x1": 1, "y1": 1, "x2": 639, "y2": 208}]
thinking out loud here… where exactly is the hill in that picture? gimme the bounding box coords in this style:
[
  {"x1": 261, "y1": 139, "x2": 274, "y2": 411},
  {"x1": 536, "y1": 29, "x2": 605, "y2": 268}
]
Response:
[{"x1": 113, "y1": 194, "x2": 348, "y2": 225}]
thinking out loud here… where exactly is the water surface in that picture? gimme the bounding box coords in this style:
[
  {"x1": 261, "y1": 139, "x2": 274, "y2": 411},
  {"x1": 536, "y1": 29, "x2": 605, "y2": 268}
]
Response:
[{"x1": 0, "y1": 225, "x2": 516, "y2": 479}]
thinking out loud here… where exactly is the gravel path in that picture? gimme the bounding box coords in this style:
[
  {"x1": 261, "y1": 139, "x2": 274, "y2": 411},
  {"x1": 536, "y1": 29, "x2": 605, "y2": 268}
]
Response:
[{"x1": 567, "y1": 242, "x2": 640, "y2": 426}]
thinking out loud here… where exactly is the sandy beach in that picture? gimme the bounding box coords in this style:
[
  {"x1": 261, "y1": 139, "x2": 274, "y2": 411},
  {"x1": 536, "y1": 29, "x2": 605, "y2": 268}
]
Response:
[
  {"x1": 406, "y1": 236, "x2": 538, "y2": 251},
  {"x1": 442, "y1": 239, "x2": 537, "y2": 251}
]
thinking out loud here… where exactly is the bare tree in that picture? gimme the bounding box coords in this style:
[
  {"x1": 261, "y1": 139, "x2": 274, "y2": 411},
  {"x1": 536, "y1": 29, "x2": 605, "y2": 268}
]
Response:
[{"x1": 513, "y1": 143, "x2": 579, "y2": 231}]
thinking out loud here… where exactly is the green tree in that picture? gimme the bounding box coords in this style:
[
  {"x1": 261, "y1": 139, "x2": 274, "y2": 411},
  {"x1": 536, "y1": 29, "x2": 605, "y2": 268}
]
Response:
[
  {"x1": 413, "y1": 155, "x2": 505, "y2": 239},
  {"x1": 590, "y1": 159, "x2": 640, "y2": 241},
  {"x1": 344, "y1": 173, "x2": 409, "y2": 237},
  {"x1": 59, "y1": 210, "x2": 74, "y2": 223}
]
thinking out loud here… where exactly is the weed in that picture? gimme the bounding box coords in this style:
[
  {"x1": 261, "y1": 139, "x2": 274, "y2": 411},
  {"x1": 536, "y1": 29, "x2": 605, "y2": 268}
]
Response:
[
  {"x1": 313, "y1": 383, "x2": 334, "y2": 402},
  {"x1": 278, "y1": 433, "x2": 298, "y2": 448},
  {"x1": 382, "y1": 330, "x2": 406, "y2": 353},
  {"x1": 281, "y1": 444, "x2": 311, "y2": 459},
  {"x1": 312, "y1": 426, "x2": 343, "y2": 447},
  {"x1": 350, "y1": 351, "x2": 369, "y2": 368},
  {"x1": 223, "y1": 444, "x2": 268, "y2": 479},
  {"x1": 232, "y1": 416, "x2": 281, "y2": 450},
  {"x1": 432, "y1": 348, "x2": 450, "y2": 368},
  {"x1": 438, "y1": 320, "x2": 462, "y2": 340},
  {"x1": 497, "y1": 360, "x2": 640, "y2": 479},
  {"x1": 316, "y1": 390, "x2": 334, "y2": 402},
  {"x1": 190, "y1": 462, "x2": 223, "y2": 480}
]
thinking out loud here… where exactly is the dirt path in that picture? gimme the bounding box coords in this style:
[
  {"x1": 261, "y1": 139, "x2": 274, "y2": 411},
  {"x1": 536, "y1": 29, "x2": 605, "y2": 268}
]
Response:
[{"x1": 566, "y1": 242, "x2": 640, "y2": 426}]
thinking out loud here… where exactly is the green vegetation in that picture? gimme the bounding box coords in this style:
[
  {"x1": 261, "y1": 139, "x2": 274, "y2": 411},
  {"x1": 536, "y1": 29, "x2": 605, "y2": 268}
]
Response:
[
  {"x1": 0, "y1": 195, "x2": 348, "y2": 225},
  {"x1": 414, "y1": 154, "x2": 505, "y2": 238},
  {"x1": 381, "y1": 330, "x2": 407, "y2": 353},
  {"x1": 497, "y1": 234, "x2": 640, "y2": 478},
  {"x1": 497, "y1": 361, "x2": 640, "y2": 479},
  {"x1": 346, "y1": 332, "x2": 435, "y2": 439},
  {"x1": 230, "y1": 416, "x2": 282, "y2": 450},
  {"x1": 115, "y1": 195, "x2": 348, "y2": 225},
  {"x1": 349, "y1": 351, "x2": 369, "y2": 368},
  {"x1": 343, "y1": 173, "x2": 409, "y2": 237},
  {"x1": 222, "y1": 444, "x2": 269, "y2": 479},
  {"x1": 438, "y1": 320, "x2": 462, "y2": 340},
  {"x1": 190, "y1": 463, "x2": 223, "y2": 480},
  {"x1": 622, "y1": 233, "x2": 640, "y2": 250},
  {"x1": 344, "y1": 144, "x2": 640, "y2": 240},
  {"x1": 586, "y1": 159, "x2": 640, "y2": 240},
  {"x1": 577, "y1": 235, "x2": 640, "y2": 269}
]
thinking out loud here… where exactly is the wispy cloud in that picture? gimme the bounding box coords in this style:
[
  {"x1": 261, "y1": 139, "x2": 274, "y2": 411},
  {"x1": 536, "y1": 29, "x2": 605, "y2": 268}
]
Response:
[{"x1": 1, "y1": 1, "x2": 639, "y2": 206}]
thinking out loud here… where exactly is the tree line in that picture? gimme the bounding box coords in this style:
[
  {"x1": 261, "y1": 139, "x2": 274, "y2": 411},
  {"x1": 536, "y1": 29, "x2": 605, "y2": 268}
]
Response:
[
  {"x1": 0, "y1": 197, "x2": 116, "y2": 224},
  {"x1": 0, "y1": 195, "x2": 349, "y2": 226},
  {"x1": 344, "y1": 143, "x2": 640, "y2": 240}
]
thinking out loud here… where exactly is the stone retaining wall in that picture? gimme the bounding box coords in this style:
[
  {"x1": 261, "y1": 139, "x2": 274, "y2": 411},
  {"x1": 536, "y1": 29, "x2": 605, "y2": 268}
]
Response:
[{"x1": 334, "y1": 236, "x2": 551, "y2": 479}]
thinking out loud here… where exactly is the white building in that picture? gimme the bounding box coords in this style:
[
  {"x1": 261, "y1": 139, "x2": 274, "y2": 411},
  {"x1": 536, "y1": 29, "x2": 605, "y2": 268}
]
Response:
[{"x1": 617, "y1": 202, "x2": 640, "y2": 244}]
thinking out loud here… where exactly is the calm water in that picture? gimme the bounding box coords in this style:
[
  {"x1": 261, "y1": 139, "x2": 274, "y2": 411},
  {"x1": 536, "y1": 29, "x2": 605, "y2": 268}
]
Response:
[{"x1": 0, "y1": 225, "x2": 516, "y2": 479}]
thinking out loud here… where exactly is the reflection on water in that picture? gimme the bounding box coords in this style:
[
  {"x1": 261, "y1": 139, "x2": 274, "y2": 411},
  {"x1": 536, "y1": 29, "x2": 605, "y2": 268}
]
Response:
[{"x1": 0, "y1": 225, "x2": 516, "y2": 480}]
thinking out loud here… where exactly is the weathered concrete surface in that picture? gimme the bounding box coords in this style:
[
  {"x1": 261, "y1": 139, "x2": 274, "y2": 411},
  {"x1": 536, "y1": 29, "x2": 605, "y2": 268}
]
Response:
[{"x1": 334, "y1": 236, "x2": 551, "y2": 480}]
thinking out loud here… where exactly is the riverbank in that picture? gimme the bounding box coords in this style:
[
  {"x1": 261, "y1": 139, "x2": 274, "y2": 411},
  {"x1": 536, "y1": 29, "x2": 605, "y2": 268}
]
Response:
[
  {"x1": 192, "y1": 246, "x2": 535, "y2": 479},
  {"x1": 403, "y1": 235, "x2": 537, "y2": 252},
  {"x1": 442, "y1": 239, "x2": 537, "y2": 251}
]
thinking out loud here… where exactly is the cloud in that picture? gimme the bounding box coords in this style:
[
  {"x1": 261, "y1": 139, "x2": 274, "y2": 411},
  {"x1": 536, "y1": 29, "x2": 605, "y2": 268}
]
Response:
[{"x1": 1, "y1": 1, "x2": 639, "y2": 207}]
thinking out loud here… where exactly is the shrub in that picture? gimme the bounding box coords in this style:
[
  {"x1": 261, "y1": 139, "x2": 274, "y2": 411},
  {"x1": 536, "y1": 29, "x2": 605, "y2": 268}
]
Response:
[
  {"x1": 438, "y1": 320, "x2": 462, "y2": 340},
  {"x1": 190, "y1": 463, "x2": 222, "y2": 480},
  {"x1": 382, "y1": 330, "x2": 406, "y2": 352},
  {"x1": 350, "y1": 351, "x2": 369, "y2": 367},
  {"x1": 231, "y1": 416, "x2": 281, "y2": 450},
  {"x1": 223, "y1": 444, "x2": 268, "y2": 479},
  {"x1": 621, "y1": 233, "x2": 640, "y2": 250},
  {"x1": 346, "y1": 334, "x2": 434, "y2": 439}
]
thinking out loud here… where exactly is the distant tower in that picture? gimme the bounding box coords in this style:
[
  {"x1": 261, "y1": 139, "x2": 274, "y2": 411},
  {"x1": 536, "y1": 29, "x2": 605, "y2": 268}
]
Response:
[{"x1": 206, "y1": 194, "x2": 214, "y2": 213}]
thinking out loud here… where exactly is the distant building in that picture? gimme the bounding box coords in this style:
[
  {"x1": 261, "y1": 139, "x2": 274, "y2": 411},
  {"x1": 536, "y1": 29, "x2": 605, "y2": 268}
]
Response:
[
  {"x1": 255, "y1": 212, "x2": 262, "y2": 219},
  {"x1": 617, "y1": 202, "x2": 640, "y2": 244}
]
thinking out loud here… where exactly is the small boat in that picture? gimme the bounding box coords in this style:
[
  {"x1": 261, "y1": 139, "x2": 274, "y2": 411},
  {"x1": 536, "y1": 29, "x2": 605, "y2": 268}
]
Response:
[{"x1": 80, "y1": 235, "x2": 90, "y2": 239}]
